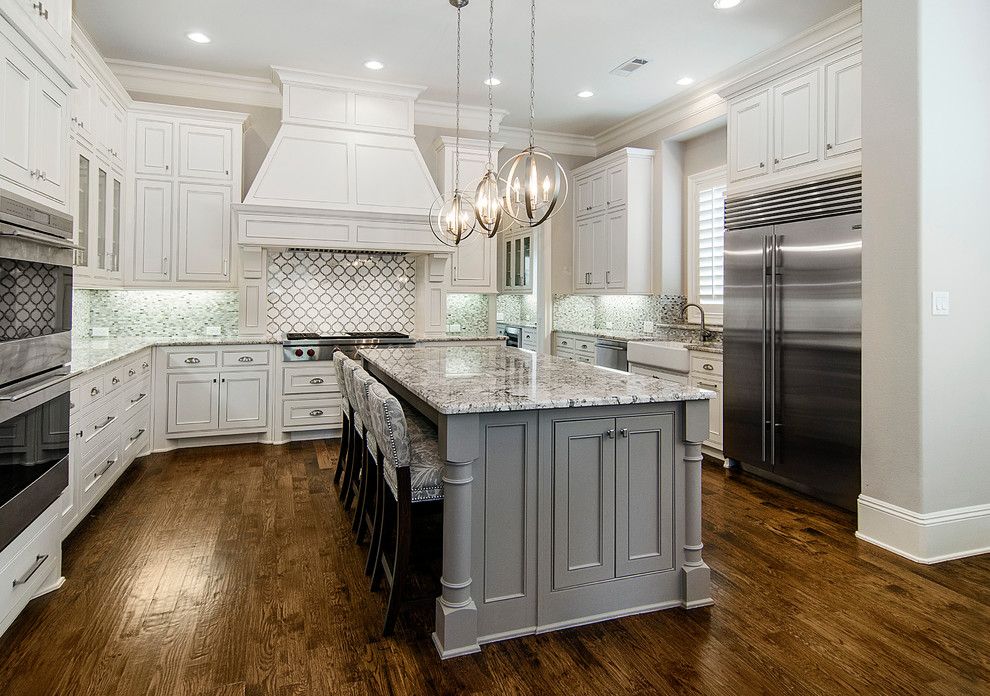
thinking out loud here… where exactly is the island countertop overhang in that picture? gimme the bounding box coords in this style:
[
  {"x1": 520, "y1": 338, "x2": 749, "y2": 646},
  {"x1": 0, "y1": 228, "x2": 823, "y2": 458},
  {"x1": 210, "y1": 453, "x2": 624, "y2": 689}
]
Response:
[{"x1": 358, "y1": 345, "x2": 713, "y2": 416}]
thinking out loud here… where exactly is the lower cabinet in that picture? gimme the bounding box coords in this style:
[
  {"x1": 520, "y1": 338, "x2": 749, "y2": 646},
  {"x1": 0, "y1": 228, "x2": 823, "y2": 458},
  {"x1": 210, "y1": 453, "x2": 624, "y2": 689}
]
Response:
[
  {"x1": 551, "y1": 412, "x2": 673, "y2": 590},
  {"x1": 166, "y1": 369, "x2": 268, "y2": 436},
  {"x1": 279, "y1": 362, "x2": 342, "y2": 433},
  {"x1": 687, "y1": 351, "x2": 724, "y2": 456}
]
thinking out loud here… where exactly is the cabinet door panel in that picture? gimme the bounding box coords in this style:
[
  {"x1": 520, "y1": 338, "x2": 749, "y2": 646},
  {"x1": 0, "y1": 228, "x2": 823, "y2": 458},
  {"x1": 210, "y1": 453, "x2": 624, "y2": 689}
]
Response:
[
  {"x1": 615, "y1": 413, "x2": 674, "y2": 577},
  {"x1": 179, "y1": 124, "x2": 232, "y2": 180},
  {"x1": 605, "y1": 164, "x2": 626, "y2": 208},
  {"x1": 690, "y1": 376, "x2": 723, "y2": 448},
  {"x1": 825, "y1": 52, "x2": 862, "y2": 157},
  {"x1": 166, "y1": 373, "x2": 219, "y2": 434},
  {"x1": 452, "y1": 233, "x2": 494, "y2": 289},
  {"x1": 177, "y1": 183, "x2": 231, "y2": 283},
  {"x1": 0, "y1": 42, "x2": 34, "y2": 188},
  {"x1": 605, "y1": 209, "x2": 626, "y2": 289},
  {"x1": 34, "y1": 76, "x2": 67, "y2": 202},
  {"x1": 109, "y1": 103, "x2": 126, "y2": 165},
  {"x1": 772, "y1": 70, "x2": 820, "y2": 171},
  {"x1": 728, "y1": 91, "x2": 769, "y2": 182},
  {"x1": 219, "y1": 370, "x2": 268, "y2": 430},
  {"x1": 135, "y1": 119, "x2": 173, "y2": 176},
  {"x1": 576, "y1": 176, "x2": 594, "y2": 216},
  {"x1": 93, "y1": 89, "x2": 110, "y2": 156},
  {"x1": 552, "y1": 418, "x2": 615, "y2": 589},
  {"x1": 133, "y1": 179, "x2": 173, "y2": 281},
  {"x1": 71, "y1": 61, "x2": 96, "y2": 144}
]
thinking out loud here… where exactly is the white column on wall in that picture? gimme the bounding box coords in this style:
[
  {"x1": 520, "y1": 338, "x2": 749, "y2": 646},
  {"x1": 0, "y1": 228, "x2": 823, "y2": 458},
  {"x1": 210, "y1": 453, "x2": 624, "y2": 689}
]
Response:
[{"x1": 858, "y1": 0, "x2": 990, "y2": 563}]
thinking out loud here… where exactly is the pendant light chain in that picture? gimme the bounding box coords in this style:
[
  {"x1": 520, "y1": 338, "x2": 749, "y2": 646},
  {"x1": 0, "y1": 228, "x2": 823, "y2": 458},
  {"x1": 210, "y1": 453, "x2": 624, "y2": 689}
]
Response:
[
  {"x1": 528, "y1": 0, "x2": 536, "y2": 149},
  {"x1": 454, "y1": 2, "x2": 462, "y2": 193},
  {"x1": 487, "y1": 0, "x2": 495, "y2": 168}
]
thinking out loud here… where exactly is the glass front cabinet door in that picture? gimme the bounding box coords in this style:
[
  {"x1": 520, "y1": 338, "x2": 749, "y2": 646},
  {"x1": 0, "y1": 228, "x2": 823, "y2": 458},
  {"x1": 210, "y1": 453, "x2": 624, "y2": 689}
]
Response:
[{"x1": 499, "y1": 230, "x2": 535, "y2": 293}]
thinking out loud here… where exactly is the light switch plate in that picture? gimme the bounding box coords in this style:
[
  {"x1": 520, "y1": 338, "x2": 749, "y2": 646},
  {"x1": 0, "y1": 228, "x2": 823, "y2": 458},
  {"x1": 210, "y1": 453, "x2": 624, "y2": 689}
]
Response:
[
  {"x1": 932, "y1": 291, "x2": 950, "y2": 316},
  {"x1": 90, "y1": 326, "x2": 109, "y2": 337},
  {"x1": 204, "y1": 325, "x2": 222, "y2": 336}
]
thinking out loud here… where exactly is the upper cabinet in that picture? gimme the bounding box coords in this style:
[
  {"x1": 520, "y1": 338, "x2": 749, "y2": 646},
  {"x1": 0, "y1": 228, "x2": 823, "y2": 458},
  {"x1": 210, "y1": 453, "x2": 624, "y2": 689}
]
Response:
[
  {"x1": 498, "y1": 228, "x2": 534, "y2": 294},
  {"x1": 725, "y1": 42, "x2": 861, "y2": 193},
  {"x1": 0, "y1": 24, "x2": 69, "y2": 209},
  {"x1": 0, "y1": 0, "x2": 72, "y2": 81},
  {"x1": 434, "y1": 136, "x2": 503, "y2": 294},
  {"x1": 126, "y1": 103, "x2": 246, "y2": 290},
  {"x1": 571, "y1": 147, "x2": 653, "y2": 295}
]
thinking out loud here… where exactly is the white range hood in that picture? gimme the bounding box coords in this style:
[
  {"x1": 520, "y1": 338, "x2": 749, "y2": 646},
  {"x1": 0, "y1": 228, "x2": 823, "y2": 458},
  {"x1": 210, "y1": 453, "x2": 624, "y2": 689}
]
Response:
[{"x1": 233, "y1": 67, "x2": 448, "y2": 254}]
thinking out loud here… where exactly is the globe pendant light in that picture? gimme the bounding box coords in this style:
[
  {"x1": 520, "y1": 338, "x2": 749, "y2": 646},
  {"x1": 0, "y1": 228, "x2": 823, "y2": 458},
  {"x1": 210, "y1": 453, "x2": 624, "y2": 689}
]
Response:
[
  {"x1": 430, "y1": 0, "x2": 476, "y2": 247},
  {"x1": 497, "y1": 0, "x2": 567, "y2": 228},
  {"x1": 475, "y1": 0, "x2": 506, "y2": 237}
]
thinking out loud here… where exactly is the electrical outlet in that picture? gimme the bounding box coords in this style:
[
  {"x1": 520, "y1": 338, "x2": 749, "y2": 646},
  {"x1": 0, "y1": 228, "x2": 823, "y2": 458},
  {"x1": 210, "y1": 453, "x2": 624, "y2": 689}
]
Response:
[
  {"x1": 643, "y1": 320, "x2": 654, "y2": 332},
  {"x1": 496, "y1": 312, "x2": 505, "y2": 321},
  {"x1": 204, "y1": 325, "x2": 222, "y2": 336},
  {"x1": 91, "y1": 327, "x2": 109, "y2": 337},
  {"x1": 932, "y1": 291, "x2": 950, "y2": 316},
  {"x1": 447, "y1": 323, "x2": 462, "y2": 333}
]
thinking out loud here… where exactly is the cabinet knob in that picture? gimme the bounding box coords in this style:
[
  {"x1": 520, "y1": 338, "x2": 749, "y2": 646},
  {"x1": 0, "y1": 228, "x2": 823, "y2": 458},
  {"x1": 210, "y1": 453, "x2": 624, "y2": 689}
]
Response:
[
  {"x1": 759, "y1": 162, "x2": 765, "y2": 168},
  {"x1": 773, "y1": 158, "x2": 779, "y2": 165},
  {"x1": 825, "y1": 143, "x2": 834, "y2": 151},
  {"x1": 165, "y1": 164, "x2": 169, "y2": 171},
  {"x1": 112, "y1": 376, "x2": 120, "y2": 385},
  {"x1": 128, "y1": 369, "x2": 136, "y2": 376},
  {"x1": 619, "y1": 428, "x2": 628, "y2": 438},
  {"x1": 90, "y1": 387, "x2": 100, "y2": 396},
  {"x1": 605, "y1": 428, "x2": 615, "y2": 439}
]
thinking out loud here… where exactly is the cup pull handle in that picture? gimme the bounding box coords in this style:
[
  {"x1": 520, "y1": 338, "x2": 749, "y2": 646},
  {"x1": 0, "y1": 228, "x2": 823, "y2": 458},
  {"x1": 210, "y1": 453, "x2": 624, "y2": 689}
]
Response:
[{"x1": 309, "y1": 409, "x2": 324, "y2": 417}]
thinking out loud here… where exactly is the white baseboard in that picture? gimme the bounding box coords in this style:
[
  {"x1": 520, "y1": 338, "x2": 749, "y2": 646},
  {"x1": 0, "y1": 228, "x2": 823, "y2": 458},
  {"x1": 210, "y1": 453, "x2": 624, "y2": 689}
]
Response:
[{"x1": 857, "y1": 495, "x2": 990, "y2": 564}]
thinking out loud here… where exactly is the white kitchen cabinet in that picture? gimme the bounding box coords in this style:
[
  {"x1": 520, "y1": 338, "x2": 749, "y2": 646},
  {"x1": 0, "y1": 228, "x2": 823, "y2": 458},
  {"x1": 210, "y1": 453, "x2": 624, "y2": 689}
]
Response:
[
  {"x1": 688, "y1": 351, "x2": 724, "y2": 456},
  {"x1": 176, "y1": 183, "x2": 231, "y2": 283},
  {"x1": 134, "y1": 118, "x2": 172, "y2": 176},
  {"x1": 571, "y1": 148, "x2": 653, "y2": 294},
  {"x1": 69, "y1": 57, "x2": 96, "y2": 144},
  {"x1": 728, "y1": 90, "x2": 769, "y2": 183},
  {"x1": 0, "y1": 27, "x2": 68, "y2": 208},
  {"x1": 1, "y1": 0, "x2": 71, "y2": 78},
  {"x1": 772, "y1": 70, "x2": 819, "y2": 172},
  {"x1": 166, "y1": 372, "x2": 220, "y2": 434},
  {"x1": 498, "y1": 229, "x2": 534, "y2": 293},
  {"x1": 219, "y1": 370, "x2": 268, "y2": 431},
  {"x1": 132, "y1": 178, "x2": 172, "y2": 282},
  {"x1": 179, "y1": 123, "x2": 233, "y2": 181},
  {"x1": 825, "y1": 51, "x2": 862, "y2": 158}
]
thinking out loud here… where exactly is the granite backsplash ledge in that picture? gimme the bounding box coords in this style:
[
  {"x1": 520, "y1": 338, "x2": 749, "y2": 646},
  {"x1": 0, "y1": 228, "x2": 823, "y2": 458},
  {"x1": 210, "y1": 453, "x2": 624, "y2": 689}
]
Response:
[{"x1": 73, "y1": 289, "x2": 240, "y2": 338}]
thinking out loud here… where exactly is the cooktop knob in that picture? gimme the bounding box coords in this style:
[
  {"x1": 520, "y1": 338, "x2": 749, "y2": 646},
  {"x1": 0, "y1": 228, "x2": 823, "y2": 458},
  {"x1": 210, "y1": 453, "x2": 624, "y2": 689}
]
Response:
[
  {"x1": 307, "y1": 348, "x2": 315, "y2": 357},
  {"x1": 295, "y1": 348, "x2": 304, "y2": 357}
]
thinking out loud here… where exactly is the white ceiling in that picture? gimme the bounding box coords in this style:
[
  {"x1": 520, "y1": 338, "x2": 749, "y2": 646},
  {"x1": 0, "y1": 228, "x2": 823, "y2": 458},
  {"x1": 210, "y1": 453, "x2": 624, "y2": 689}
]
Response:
[{"x1": 75, "y1": 0, "x2": 858, "y2": 136}]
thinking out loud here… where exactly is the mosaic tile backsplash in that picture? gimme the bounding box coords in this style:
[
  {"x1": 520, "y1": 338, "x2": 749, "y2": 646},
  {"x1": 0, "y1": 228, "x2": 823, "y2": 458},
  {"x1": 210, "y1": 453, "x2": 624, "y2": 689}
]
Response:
[
  {"x1": 73, "y1": 289, "x2": 239, "y2": 337},
  {"x1": 496, "y1": 294, "x2": 538, "y2": 326},
  {"x1": 267, "y1": 251, "x2": 416, "y2": 335},
  {"x1": 446, "y1": 294, "x2": 490, "y2": 335},
  {"x1": 552, "y1": 294, "x2": 711, "y2": 337}
]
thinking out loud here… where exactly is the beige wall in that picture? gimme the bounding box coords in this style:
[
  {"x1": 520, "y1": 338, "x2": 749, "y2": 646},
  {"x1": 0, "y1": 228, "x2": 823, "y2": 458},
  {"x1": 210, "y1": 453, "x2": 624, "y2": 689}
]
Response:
[{"x1": 681, "y1": 128, "x2": 728, "y2": 297}]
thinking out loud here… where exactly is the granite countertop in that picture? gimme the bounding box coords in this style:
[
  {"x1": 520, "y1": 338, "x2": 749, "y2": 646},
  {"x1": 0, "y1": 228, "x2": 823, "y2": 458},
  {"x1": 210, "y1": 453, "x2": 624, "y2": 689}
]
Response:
[
  {"x1": 359, "y1": 345, "x2": 712, "y2": 415},
  {"x1": 70, "y1": 335, "x2": 279, "y2": 377},
  {"x1": 686, "y1": 341, "x2": 724, "y2": 355},
  {"x1": 554, "y1": 328, "x2": 657, "y2": 342},
  {"x1": 413, "y1": 335, "x2": 507, "y2": 343},
  {"x1": 496, "y1": 321, "x2": 538, "y2": 329}
]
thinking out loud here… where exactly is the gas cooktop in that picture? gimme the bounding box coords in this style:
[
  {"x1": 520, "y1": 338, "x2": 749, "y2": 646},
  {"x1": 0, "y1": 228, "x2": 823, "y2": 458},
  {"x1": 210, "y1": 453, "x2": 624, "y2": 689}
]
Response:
[
  {"x1": 282, "y1": 331, "x2": 415, "y2": 361},
  {"x1": 284, "y1": 331, "x2": 411, "y2": 342}
]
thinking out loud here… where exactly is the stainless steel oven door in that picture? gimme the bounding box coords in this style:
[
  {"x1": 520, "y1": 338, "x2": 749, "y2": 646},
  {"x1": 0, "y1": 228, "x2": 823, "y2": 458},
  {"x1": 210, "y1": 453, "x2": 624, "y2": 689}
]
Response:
[{"x1": 0, "y1": 369, "x2": 70, "y2": 551}]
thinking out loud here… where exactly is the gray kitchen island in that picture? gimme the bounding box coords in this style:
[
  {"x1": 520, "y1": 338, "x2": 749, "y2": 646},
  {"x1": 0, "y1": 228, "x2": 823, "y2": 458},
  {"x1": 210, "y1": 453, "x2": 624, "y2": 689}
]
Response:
[{"x1": 360, "y1": 345, "x2": 714, "y2": 658}]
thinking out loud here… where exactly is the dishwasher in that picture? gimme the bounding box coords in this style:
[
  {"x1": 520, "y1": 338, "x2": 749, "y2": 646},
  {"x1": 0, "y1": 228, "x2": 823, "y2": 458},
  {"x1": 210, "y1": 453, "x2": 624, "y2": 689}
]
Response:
[{"x1": 594, "y1": 339, "x2": 628, "y2": 371}]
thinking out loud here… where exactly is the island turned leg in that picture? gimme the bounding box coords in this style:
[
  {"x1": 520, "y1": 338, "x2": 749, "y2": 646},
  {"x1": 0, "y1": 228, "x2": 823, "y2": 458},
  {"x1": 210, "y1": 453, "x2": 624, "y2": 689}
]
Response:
[
  {"x1": 682, "y1": 399, "x2": 714, "y2": 609},
  {"x1": 432, "y1": 413, "x2": 481, "y2": 658}
]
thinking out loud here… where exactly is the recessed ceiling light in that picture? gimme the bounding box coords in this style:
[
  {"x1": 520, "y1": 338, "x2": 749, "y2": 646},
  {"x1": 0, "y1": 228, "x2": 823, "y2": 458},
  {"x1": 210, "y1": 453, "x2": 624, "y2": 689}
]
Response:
[
  {"x1": 186, "y1": 32, "x2": 211, "y2": 44},
  {"x1": 676, "y1": 76, "x2": 695, "y2": 86},
  {"x1": 577, "y1": 90, "x2": 594, "y2": 99},
  {"x1": 484, "y1": 77, "x2": 501, "y2": 86},
  {"x1": 713, "y1": 0, "x2": 743, "y2": 9},
  {"x1": 364, "y1": 60, "x2": 384, "y2": 71}
]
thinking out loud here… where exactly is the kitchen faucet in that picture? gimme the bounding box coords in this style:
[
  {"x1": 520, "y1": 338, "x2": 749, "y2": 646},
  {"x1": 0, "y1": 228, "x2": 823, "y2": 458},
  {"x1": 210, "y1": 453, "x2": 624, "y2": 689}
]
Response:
[{"x1": 682, "y1": 303, "x2": 716, "y2": 342}]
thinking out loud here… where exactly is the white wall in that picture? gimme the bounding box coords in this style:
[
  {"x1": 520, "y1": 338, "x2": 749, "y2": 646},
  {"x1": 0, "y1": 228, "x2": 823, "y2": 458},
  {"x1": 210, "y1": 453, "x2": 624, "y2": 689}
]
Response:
[
  {"x1": 680, "y1": 128, "x2": 727, "y2": 295},
  {"x1": 859, "y1": 0, "x2": 990, "y2": 561}
]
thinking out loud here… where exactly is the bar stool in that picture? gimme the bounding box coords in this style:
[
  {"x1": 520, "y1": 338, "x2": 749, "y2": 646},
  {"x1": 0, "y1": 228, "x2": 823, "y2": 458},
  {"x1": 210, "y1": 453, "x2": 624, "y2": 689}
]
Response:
[
  {"x1": 331, "y1": 351, "x2": 352, "y2": 488},
  {"x1": 348, "y1": 367, "x2": 379, "y2": 545},
  {"x1": 338, "y1": 356, "x2": 363, "y2": 509},
  {"x1": 365, "y1": 381, "x2": 445, "y2": 636}
]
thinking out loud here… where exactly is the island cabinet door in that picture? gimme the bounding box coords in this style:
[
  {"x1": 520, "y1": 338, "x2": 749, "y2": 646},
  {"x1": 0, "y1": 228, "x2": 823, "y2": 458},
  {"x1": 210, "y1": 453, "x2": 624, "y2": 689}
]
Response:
[
  {"x1": 614, "y1": 413, "x2": 675, "y2": 577},
  {"x1": 552, "y1": 418, "x2": 616, "y2": 589}
]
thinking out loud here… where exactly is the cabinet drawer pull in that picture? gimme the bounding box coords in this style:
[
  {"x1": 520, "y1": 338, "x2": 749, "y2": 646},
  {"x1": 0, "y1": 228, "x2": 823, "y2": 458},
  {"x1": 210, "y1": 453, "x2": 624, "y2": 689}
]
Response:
[
  {"x1": 111, "y1": 376, "x2": 120, "y2": 385},
  {"x1": 128, "y1": 369, "x2": 136, "y2": 377},
  {"x1": 703, "y1": 363, "x2": 714, "y2": 371},
  {"x1": 309, "y1": 409, "x2": 324, "y2": 417},
  {"x1": 95, "y1": 457, "x2": 116, "y2": 478},
  {"x1": 184, "y1": 357, "x2": 200, "y2": 364},
  {"x1": 237, "y1": 356, "x2": 254, "y2": 363},
  {"x1": 129, "y1": 428, "x2": 146, "y2": 442},
  {"x1": 309, "y1": 377, "x2": 325, "y2": 385},
  {"x1": 142, "y1": 362, "x2": 149, "y2": 369},
  {"x1": 90, "y1": 387, "x2": 100, "y2": 396},
  {"x1": 130, "y1": 392, "x2": 147, "y2": 404},
  {"x1": 12, "y1": 554, "x2": 48, "y2": 587},
  {"x1": 94, "y1": 415, "x2": 116, "y2": 431}
]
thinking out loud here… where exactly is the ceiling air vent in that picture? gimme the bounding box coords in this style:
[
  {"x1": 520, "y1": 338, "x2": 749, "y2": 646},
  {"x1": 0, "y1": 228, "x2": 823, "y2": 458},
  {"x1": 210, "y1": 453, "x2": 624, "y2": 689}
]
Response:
[{"x1": 610, "y1": 57, "x2": 650, "y2": 77}]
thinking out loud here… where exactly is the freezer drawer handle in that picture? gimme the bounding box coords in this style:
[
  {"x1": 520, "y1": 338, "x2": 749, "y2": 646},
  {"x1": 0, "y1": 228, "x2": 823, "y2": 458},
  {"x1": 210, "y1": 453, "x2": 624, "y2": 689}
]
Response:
[
  {"x1": 13, "y1": 554, "x2": 49, "y2": 587},
  {"x1": 309, "y1": 409, "x2": 324, "y2": 417},
  {"x1": 309, "y1": 378, "x2": 325, "y2": 385}
]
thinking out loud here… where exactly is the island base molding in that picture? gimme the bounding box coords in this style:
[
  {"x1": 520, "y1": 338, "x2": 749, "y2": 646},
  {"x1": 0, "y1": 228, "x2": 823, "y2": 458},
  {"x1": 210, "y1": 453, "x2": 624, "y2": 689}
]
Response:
[{"x1": 856, "y1": 495, "x2": 990, "y2": 564}]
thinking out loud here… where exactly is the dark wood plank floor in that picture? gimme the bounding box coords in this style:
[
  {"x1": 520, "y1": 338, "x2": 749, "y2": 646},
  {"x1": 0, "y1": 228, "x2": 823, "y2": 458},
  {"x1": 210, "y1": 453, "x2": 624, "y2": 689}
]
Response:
[{"x1": 0, "y1": 441, "x2": 987, "y2": 695}]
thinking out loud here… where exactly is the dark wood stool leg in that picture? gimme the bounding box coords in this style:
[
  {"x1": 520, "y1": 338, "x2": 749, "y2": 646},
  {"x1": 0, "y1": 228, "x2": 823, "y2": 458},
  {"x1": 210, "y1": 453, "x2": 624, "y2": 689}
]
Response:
[
  {"x1": 383, "y1": 473, "x2": 412, "y2": 636},
  {"x1": 365, "y1": 448, "x2": 385, "y2": 576},
  {"x1": 333, "y1": 410, "x2": 350, "y2": 486}
]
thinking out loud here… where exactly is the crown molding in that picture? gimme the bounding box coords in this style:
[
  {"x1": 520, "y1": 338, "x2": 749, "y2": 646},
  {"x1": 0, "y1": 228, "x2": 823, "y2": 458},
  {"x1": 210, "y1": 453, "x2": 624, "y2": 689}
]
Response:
[
  {"x1": 107, "y1": 59, "x2": 282, "y2": 109},
  {"x1": 594, "y1": 3, "x2": 862, "y2": 154},
  {"x1": 130, "y1": 100, "x2": 251, "y2": 127},
  {"x1": 415, "y1": 99, "x2": 508, "y2": 134},
  {"x1": 498, "y1": 126, "x2": 598, "y2": 158},
  {"x1": 271, "y1": 66, "x2": 425, "y2": 99}
]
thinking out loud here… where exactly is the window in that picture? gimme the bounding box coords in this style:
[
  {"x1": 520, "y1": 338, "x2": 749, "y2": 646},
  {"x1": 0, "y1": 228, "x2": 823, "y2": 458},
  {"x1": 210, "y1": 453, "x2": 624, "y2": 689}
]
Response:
[{"x1": 687, "y1": 167, "x2": 726, "y2": 324}]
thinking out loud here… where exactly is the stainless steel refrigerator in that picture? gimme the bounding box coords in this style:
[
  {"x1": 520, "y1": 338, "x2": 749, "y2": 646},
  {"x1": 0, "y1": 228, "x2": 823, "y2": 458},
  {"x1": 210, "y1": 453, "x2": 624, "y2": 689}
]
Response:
[{"x1": 723, "y1": 174, "x2": 861, "y2": 510}]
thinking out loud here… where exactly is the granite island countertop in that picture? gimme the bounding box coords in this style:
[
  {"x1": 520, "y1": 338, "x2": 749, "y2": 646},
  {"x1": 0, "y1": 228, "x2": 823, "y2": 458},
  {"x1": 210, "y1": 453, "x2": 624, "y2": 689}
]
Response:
[{"x1": 359, "y1": 345, "x2": 712, "y2": 415}]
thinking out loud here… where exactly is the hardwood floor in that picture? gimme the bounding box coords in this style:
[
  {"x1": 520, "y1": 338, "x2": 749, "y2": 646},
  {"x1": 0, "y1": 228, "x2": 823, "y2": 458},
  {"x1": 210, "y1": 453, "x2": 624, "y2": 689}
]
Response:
[{"x1": 0, "y1": 441, "x2": 987, "y2": 695}]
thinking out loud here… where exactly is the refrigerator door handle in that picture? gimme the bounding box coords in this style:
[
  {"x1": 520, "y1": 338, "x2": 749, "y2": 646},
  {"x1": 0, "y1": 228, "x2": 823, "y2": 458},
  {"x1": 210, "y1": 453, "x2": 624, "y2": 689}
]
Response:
[
  {"x1": 770, "y1": 233, "x2": 782, "y2": 468},
  {"x1": 761, "y1": 234, "x2": 769, "y2": 464}
]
